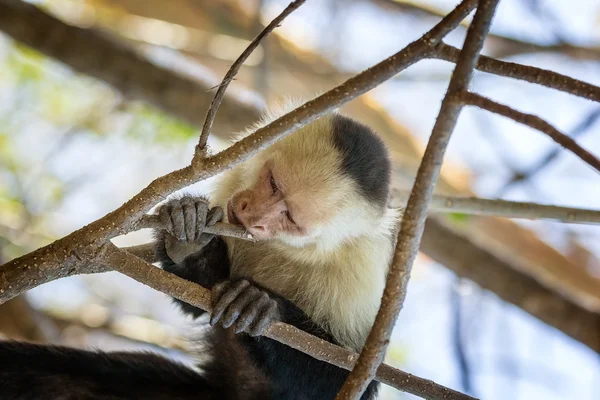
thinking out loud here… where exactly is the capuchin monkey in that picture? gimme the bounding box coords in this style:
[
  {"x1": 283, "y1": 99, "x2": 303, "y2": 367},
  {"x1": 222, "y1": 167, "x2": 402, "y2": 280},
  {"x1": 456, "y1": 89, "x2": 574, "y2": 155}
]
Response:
[{"x1": 0, "y1": 103, "x2": 400, "y2": 400}]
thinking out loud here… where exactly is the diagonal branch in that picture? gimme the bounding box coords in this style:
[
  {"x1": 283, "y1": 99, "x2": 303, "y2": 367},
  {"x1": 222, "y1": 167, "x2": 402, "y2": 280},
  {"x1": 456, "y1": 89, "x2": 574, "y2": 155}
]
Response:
[
  {"x1": 499, "y1": 107, "x2": 600, "y2": 194},
  {"x1": 100, "y1": 243, "x2": 475, "y2": 400},
  {"x1": 194, "y1": 0, "x2": 306, "y2": 157},
  {"x1": 336, "y1": 1, "x2": 499, "y2": 398},
  {"x1": 434, "y1": 44, "x2": 600, "y2": 103},
  {"x1": 458, "y1": 91, "x2": 600, "y2": 173},
  {"x1": 375, "y1": 0, "x2": 600, "y2": 61}
]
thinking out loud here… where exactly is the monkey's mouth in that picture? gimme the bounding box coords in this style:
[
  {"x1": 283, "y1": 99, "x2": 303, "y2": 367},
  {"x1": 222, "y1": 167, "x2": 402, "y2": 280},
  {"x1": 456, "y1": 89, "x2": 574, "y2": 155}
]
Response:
[{"x1": 227, "y1": 201, "x2": 243, "y2": 227}]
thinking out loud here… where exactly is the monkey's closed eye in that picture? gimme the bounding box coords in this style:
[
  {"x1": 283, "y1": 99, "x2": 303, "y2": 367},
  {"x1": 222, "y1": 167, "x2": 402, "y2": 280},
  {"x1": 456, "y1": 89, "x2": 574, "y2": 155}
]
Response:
[
  {"x1": 269, "y1": 173, "x2": 278, "y2": 194},
  {"x1": 285, "y1": 210, "x2": 295, "y2": 225}
]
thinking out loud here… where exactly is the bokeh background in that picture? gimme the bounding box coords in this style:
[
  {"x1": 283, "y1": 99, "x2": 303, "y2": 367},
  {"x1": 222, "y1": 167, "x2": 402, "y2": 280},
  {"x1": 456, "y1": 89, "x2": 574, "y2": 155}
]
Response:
[{"x1": 1, "y1": 0, "x2": 600, "y2": 399}]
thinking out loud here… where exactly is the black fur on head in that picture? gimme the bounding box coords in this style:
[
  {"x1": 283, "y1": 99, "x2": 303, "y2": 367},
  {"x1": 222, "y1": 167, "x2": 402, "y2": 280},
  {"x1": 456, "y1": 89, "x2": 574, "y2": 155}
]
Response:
[{"x1": 330, "y1": 114, "x2": 392, "y2": 209}]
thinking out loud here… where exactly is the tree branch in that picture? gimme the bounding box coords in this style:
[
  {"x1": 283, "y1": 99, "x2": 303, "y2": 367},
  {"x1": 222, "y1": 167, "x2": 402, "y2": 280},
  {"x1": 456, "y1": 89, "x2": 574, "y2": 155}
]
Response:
[
  {"x1": 123, "y1": 193, "x2": 600, "y2": 267},
  {"x1": 336, "y1": 1, "x2": 499, "y2": 398},
  {"x1": 100, "y1": 243, "x2": 475, "y2": 400},
  {"x1": 458, "y1": 91, "x2": 600, "y2": 173},
  {"x1": 136, "y1": 215, "x2": 254, "y2": 241},
  {"x1": 195, "y1": 0, "x2": 306, "y2": 157},
  {"x1": 392, "y1": 191, "x2": 600, "y2": 224},
  {"x1": 434, "y1": 43, "x2": 600, "y2": 103},
  {"x1": 499, "y1": 107, "x2": 600, "y2": 194},
  {"x1": 374, "y1": 0, "x2": 600, "y2": 61}
]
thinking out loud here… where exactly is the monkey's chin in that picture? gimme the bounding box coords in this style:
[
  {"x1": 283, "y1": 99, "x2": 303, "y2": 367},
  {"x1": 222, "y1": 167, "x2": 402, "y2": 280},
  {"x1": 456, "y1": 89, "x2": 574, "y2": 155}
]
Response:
[{"x1": 226, "y1": 200, "x2": 243, "y2": 227}]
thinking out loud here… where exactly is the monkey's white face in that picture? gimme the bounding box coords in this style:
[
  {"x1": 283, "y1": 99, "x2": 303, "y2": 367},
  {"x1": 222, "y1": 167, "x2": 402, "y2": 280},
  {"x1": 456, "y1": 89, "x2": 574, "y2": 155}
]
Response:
[
  {"x1": 227, "y1": 160, "x2": 307, "y2": 241},
  {"x1": 219, "y1": 110, "x2": 389, "y2": 250},
  {"x1": 226, "y1": 156, "x2": 381, "y2": 250}
]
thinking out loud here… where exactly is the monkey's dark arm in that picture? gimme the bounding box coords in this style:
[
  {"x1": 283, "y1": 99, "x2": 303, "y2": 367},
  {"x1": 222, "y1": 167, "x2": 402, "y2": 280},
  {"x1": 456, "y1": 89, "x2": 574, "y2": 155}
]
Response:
[
  {"x1": 211, "y1": 278, "x2": 378, "y2": 400},
  {"x1": 252, "y1": 289, "x2": 378, "y2": 400},
  {"x1": 0, "y1": 340, "x2": 228, "y2": 400},
  {"x1": 155, "y1": 234, "x2": 230, "y2": 319}
]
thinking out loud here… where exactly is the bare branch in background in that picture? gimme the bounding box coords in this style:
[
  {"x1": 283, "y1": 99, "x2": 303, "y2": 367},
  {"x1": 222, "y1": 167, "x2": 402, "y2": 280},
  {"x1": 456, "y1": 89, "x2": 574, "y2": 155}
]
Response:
[
  {"x1": 435, "y1": 44, "x2": 600, "y2": 103},
  {"x1": 498, "y1": 107, "x2": 600, "y2": 195},
  {"x1": 195, "y1": 0, "x2": 306, "y2": 156},
  {"x1": 451, "y1": 279, "x2": 474, "y2": 396},
  {"x1": 100, "y1": 243, "x2": 474, "y2": 399},
  {"x1": 392, "y1": 191, "x2": 600, "y2": 224},
  {"x1": 336, "y1": 1, "x2": 499, "y2": 398},
  {"x1": 459, "y1": 91, "x2": 600, "y2": 174},
  {"x1": 374, "y1": 0, "x2": 600, "y2": 61}
]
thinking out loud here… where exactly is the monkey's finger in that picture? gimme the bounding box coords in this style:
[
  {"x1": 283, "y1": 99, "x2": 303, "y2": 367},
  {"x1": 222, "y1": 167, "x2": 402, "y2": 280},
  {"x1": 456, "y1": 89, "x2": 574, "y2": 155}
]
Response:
[
  {"x1": 210, "y1": 280, "x2": 250, "y2": 326},
  {"x1": 195, "y1": 201, "x2": 208, "y2": 241},
  {"x1": 248, "y1": 300, "x2": 279, "y2": 337},
  {"x1": 170, "y1": 204, "x2": 186, "y2": 241},
  {"x1": 221, "y1": 286, "x2": 261, "y2": 329},
  {"x1": 158, "y1": 205, "x2": 174, "y2": 234},
  {"x1": 211, "y1": 281, "x2": 231, "y2": 307},
  {"x1": 181, "y1": 198, "x2": 196, "y2": 242},
  {"x1": 233, "y1": 293, "x2": 269, "y2": 334},
  {"x1": 206, "y1": 206, "x2": 224, "y2": 227}
]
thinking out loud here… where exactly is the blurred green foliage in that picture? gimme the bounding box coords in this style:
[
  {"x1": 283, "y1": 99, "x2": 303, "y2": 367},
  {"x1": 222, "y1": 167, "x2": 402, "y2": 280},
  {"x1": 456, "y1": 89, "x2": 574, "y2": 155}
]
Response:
[{"x1": 0, "y1": 38, "x2": 196, "y2": 260}]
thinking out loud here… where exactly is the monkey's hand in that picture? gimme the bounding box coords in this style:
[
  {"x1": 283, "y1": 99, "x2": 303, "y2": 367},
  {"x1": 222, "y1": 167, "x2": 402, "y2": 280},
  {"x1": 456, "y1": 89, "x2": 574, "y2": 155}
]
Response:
[
  {"x1": 210, "y1": 279, "x2": 281, "y2": 336},
  {"x1": 158, "y1": 196, "x2": 224, "y2": 264}
]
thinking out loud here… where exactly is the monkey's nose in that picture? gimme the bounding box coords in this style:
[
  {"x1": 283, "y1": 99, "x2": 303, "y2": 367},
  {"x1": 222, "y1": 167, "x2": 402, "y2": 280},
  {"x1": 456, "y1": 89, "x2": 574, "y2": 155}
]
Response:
[
  {"x1": 247, "y1": 224, "x2": 269, "y2": 239},
  {"x1": 240, "y1": 200, "x2": 248, "y2": 211}
]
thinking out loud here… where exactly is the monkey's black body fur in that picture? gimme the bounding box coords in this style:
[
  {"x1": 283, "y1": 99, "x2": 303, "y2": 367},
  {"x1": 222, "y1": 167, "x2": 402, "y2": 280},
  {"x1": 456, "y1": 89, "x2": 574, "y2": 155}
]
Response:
[{"x1": 0, "y1": 235, "x2": 378, "y2": 400}]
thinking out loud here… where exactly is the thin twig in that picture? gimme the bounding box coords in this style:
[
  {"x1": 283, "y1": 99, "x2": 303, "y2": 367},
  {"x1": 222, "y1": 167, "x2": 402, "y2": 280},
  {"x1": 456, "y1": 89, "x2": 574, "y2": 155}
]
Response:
[
  {"x1": 336, "y1": 1, "x2": 498, "y2": 399},
  {"x1": 498, "y1": 107, "x2": 600, "y2": 195},
  {"x1": 100, "y1": 243, "x2": 475, "y2": 400},
  {"x1": 392, "y1": 191, "x2": 600, "y2": 224},
  {"x1": 123, "y1": 194, "x2": 600, "y2": 265},
  {"x1": 434, "y1": 43, "x2": 600, "y2": 103},
  {"x1": 136, "y1": 215, "x2": 255, "y2": 241},
  {"x1": 458, "y1": 91, "x2": 600, "y2": 174},
  {"x1": 194, "y1": 0, "x2": 306, "y2": 159}
]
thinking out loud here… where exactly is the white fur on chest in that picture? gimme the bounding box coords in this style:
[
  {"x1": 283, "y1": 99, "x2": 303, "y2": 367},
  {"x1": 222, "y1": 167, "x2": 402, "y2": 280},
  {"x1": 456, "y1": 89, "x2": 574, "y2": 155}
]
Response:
[{"x1": 227, "y1": 236, "x2": 392, "y2": 351}]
